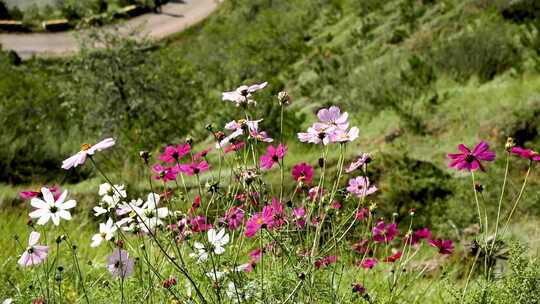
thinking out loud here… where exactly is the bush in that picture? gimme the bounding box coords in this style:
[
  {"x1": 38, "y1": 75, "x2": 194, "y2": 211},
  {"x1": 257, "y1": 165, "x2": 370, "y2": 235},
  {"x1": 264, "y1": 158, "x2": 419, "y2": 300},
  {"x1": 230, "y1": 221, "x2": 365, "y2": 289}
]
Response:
[{"x1": 430, "y1": 22, "x2": 521, "y2": 82}]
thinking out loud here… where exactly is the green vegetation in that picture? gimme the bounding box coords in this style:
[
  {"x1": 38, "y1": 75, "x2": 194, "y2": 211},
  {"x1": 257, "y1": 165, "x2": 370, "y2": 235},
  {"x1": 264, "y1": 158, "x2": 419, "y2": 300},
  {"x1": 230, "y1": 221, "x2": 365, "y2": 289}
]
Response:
[{"x1": 2, "y1": 0, "x2": 540, "y2": 302}]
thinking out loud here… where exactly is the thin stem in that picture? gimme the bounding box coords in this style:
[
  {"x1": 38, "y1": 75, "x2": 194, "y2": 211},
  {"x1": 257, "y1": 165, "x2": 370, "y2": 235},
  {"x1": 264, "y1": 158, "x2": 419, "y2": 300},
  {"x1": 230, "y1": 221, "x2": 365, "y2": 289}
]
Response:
[{"x1": 501, "y1": 162, "x2": 533, "y2": 236}]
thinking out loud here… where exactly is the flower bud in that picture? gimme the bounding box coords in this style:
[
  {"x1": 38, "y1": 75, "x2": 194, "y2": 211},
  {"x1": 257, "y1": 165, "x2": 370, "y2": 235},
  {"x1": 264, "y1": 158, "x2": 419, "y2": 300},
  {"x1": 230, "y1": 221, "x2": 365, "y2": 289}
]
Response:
[
  {"x1": 185, "y1": 137, "x2": 193, "y2": 145},
  {"x1": 139, "y1": 150, "x2": 151, "y2": 164},
  {"x1": 278, "y1": 91, "x2": 292, "y2": 106},
  {"x1": 474, "y1": 183, "x2": 484, "y2": 193},
  {"x1": 505, "y1": 137, "x2": 515, "y2": 151},
  {"x1": 205, "y1": 124, "x2": 214, "y2": 132}
]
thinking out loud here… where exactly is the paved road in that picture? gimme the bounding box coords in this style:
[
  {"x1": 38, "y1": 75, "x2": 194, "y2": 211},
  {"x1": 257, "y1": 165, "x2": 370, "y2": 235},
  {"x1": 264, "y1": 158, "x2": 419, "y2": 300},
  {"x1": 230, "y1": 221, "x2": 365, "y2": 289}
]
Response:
[{"x1": 0, "y1": 0, "x2": 219, "y2": 59}]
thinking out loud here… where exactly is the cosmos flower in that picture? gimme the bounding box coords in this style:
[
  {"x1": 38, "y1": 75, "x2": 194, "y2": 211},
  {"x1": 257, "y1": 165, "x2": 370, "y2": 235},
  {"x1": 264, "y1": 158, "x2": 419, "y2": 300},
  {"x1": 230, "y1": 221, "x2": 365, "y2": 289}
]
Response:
[
  {"x1": 29, "y1": 188, "x2": 76, "y2": 226},
  {"x1": 193, "y1": 147, "x2": 213, "y2": 160},
  {"x1": 133, "y1": 193, "x2": 169, "y2": 232},
  {"x1": 107, "y1": 249, "x2": 135, "y2": 279},
  {"x1": 151, "y1": 164, "x2": 178, "y2": 182},
  {"x1": 447, "y1": 141, "x2": 495, "y2": 172},
  {"x1": 18, "y1": 231, "x2": 48, "y2": 267},
  {"x1": 91, "y1": 218, "x2": 117, "y2": 247},
  {"x1": 177, "y1": 161, "x2": 210, "y2": 176},
  {"x1": 223, "y1": 141, "x2": 245, "y2": 153},
  {"x1": 372, "y1": 221, "x2": 398, "y2": 243},
  {"x1": 159, "y1": 144, "x2": 190, "y2": 163},
  {"x1": 222, "y1": 82, "x2": 268, "y2": 106},
  {"x1": 291, "y1": 163, "x2": 314, "y2": 184},
  {"x1": 61, "y1": 138, "x2": 115, "y2": 170},
  {"x1": 20, "y1": 185, "x2": 60, "y2": 201},
  {"x1": 293, "y1": 207, "x2": 307, "y2": 228},
  {"x1": 346, "y1": 176, "x2": 378, "y2": 198},
  {"x1": 383, "y1": 251, "x2": 402, "y2": 263},
  {"x1": 328, "y1": 127, "x2": 359, "y2": 143},
  {"x1": 317, "y1": 106, "x2": 349, "y2": 130},
  {"x1": 260, "y1": 144, "x2": 287, "y2": 170},
  {"x1": 361, "y1": 258, "x2": 378, "y2": 269},
  {"x1": 511, "y1": 146, "x2": 540, "y2": 162},
  {"x1": 429, "y1": 239, "x2": 454, "y2": 255},
  {"x1": 314, "y1": 255, "x2": 338, "y2": 269},
  {"x1": 345, "y1": 153, "x2": 371, "y2": 173},
  {"x1": 245, "y1": 206, "x2": 273, "y2": 238},
  {"x1": 355, "y1": 208, "x2": 369, "y2": 221},
  {"x1": 221, "y1": 206, "x2": 245, "y2": 230},
  {"x1": 405, "y1": 227, "x2": 432, "y2": 245},
  {"x1": 298, "y1": 106, "x2": 358, "y2": 145}
]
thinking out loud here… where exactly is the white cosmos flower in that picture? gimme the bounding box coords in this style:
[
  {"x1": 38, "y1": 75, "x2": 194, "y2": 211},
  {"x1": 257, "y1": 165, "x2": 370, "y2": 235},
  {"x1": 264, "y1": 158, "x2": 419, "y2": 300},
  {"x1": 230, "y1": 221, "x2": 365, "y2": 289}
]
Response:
[
  {"x1": 91, "y1": 218, "x2": 117, "y2": 247},
  {"x1": 208, "y1": 228, "x2": 229, "y2": 255},
  {"x1": 29, "y1": 188, "x2": 76, "y2": 226},
  {"x1": 3, "y1": 299, "x2": 13, "y2": 304},
  {"x1": 189, "y1": 242, "x2": 208, "y2": 263},
  {"x1": 133, "y1": 193, "x2": 168, "y2": 232},
  {"x1": 226, "y1": 281, "x2": 257, "y2": 303},
  {"x1": 61, "y1": 138, "x2": 115, "y2": 170}
]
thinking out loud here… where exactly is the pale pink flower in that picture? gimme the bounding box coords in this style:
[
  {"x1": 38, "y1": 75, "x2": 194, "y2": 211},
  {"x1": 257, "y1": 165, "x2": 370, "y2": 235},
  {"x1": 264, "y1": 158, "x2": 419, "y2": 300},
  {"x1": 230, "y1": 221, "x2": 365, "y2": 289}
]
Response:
[
  {"x1": 18, "y1": 231, "x2": 48, "y2": 266},
  {"x1": 345, "y1": 153, "x2": 371, "y2": 173},
  {"x1": 107, "y1": 249, "x2": 135, "y2": 279},
  {"x1": 317, "y1": 106, "x2": 349, "y2": 130},
  {"x1": 222, "y1": 82, "x2": 268, "y2": 106},
  {"x1": 62, "y1": 138, "x2": 115, "y2": 170},
  {"x1": 328, "y1": 127, "x2": 359, "y2": 143},
  {"x1": 347, "y1": 176, "x2": 378, "y2": 198}
]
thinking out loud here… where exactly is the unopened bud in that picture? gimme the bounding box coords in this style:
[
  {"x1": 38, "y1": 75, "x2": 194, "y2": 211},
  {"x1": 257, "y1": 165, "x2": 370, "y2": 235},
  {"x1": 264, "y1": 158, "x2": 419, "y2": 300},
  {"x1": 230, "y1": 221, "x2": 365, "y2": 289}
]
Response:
[
  {"x1": 474, "y1": 183, "x2": 484, "y2": 193},
  {"x1": 185, "y1": 137, "x2": 193, "y2": 145},
  {"x1": 139, "y1": 151, "x2": 151, "y2": 164},
  {"x1": 278, "y1": 91, "x2": 292, "y2": 106},
  {"x1": 505, "y1": 137, "x2": 515, "y2": 151},
  {"x1": 205, "y1": 124, "x2": 214, "y2": 132}
]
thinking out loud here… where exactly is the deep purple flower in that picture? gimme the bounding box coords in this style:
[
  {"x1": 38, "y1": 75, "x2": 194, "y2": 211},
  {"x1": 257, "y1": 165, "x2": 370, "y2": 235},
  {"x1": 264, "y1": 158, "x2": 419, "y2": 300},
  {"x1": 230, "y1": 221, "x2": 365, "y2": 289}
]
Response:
[{"x1": 447, "y1": 141, "x2": 495, "y2": 172}]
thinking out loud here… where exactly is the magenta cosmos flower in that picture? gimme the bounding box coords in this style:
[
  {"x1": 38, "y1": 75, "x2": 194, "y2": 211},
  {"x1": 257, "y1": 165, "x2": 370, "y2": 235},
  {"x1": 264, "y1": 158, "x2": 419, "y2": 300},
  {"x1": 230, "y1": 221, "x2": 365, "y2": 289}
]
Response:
[
  {"x1": 222, "y1": 82, "x2": 268, "y2": 106},
  {"x1": 372, "y1": 220, "x2": 398, "y2": 243},
  {"x1": 429, "y1": 239, "x2": 454, "y2": 255},
  {"x1": 314, "y1": 255, "x2": 338, "y2": 269},
  {"x1": 245, "y1": 206, "x2": 273, "y2": 238},
  {"x1": 151, "y1": 164, "x2": 178, "y2": 182},
  {"x1": 61, "y1": 138, "x2": 115, "y2": 170},
  {"x1": 18, "y1": 231, "x2": 48, "y2": 267},
  {"x1": 107, "y1": 249, "x2": 135, "y2": 279},
  {"x1": 20, "y1": 185, "x2": 60, "y2": 200},
  {"x1": 361, "y1": 258, "x2": 378, "y2": 269},
  {"x1": 159, "y1": 144, "x2": 190, "y2": 163},
  {"x1": 178, "y1": 161, "x2": 210, "y2": 176},
  {"x1": 347, "y1": 176, "x2": 378, "y2": 198},
  {"x1": 260, "y1": 144, "x2": 287, "y2": 169},
  {"x1": 511, "y1": 146, "x2": 540, "y2": 162},
  {"x1": 405, "y1": 227, "x2": 432, "y2": 245},
  {"x1": 447, "y1": 141, "x2": 495, "y2": 172},
  {"x1": 291, "y1": 163, "x2": 314, "y2": 184},
  {"x1": 193, "y1": 147, "x2": 213, "y2": 160}
]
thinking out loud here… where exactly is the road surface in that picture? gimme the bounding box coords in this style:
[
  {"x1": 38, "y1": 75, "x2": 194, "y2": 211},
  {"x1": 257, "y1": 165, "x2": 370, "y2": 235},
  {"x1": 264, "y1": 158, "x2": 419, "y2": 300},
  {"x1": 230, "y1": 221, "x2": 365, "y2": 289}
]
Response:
[{"x1": 0, "y1": 0, "x2": 219, "y2": 59}]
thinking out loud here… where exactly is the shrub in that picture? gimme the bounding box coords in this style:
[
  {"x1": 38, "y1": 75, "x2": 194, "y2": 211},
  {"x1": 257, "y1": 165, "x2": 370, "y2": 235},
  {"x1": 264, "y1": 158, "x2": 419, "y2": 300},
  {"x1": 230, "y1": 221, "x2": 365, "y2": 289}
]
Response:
[{"x1": 430, "y1": 22, "x2": 521, "y2": 82}]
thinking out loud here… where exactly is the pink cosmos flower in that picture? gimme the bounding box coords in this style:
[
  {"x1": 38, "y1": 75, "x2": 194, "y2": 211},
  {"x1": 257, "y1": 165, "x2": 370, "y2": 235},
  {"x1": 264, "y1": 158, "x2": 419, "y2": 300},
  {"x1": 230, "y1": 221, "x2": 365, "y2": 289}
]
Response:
[
  {"x1": 429, "y1": 239, "x2": 454, "y2": 255},
  {"x1": 249, "y1": 122, "x2": 274, "y2": 143},
  {"x1": 328, "y1": 127, "x2": 359, "y2": 143},
  {"x1": 345, "y1": 153, "x2": 371, "y2": 173},
  {"x1": 292, "y1": 163, "x2": 314, "y2": 184},
  {"x1": 20, "y1": 186, "x2": 60, "y2": 201},
  {"x1": 177, "y1": 161, "x2": 210, "y2": 176},
  {"x1": 372, "y1": 221, "x2": 398, "y2": 243},
  {"x1": 355, "y1": 208, "x2": 369, "y2": 221},
  {"x1": 314, "y1": 255, "x2": 338, "y2": 269},
  {"x1": 260, "y1": 144, "x2": 287, "y2": 170},
  {"x1": 292, "y1": 206, "x2": 307, "y2": 228},
  {"x1": 317, "y1": 106, "x2": 349, "y2": 130},
  {"x1": 447, "y1": 141, "x2": 496, "y2": 172},
  {"x1": 18, "y1": 231, "x2": 48, "y2": 266},
  {"x1": 511, "y1": 146, "x2": 540, "y2": 162},
  {"x1": 221, "y1": 206, "x2": 245, "y2": 230},
  {"x1": 222, "y1": 82, "x2": 268, "y2": 106},
  {"x1": 159, "y1": 144, "x2": 190, "y2": 163},
  {"x1": 347, "y1": 176, "x2": 378, "y2": 198},
  {"x1": 308, "y1": 186, "x2": 325, "y2": 200},
  {"x1": 245, "y1": 248, "x2": 263, "y2": 272},
  {"x1": 193, "y1": 147, "x2": 213, "y2": 160},
  {"x1": 107, "y1": 249, "x2": 135, "y2": 279},
  {"x1": 189, "y1": 215, "x2": 212, "y2": 233},
  {"x1": 383, "y1": 251, "x2": 402, "y2": 263},
  {"x1": 361, "y1": 258, "x2": 378, "y2": 269},
  {"x1": 151, "y1": 164, "x2": 178, "y2": 182},
  {"x1": 404, "y1": 227, "x2": 432, "y2": 245},
  {"x1": 245, "y1": 207, "x2": 273, "y2": 238},
  {"x1": 223, "y1": 141, "x2": 245, "y2": 153},
  {"x1": 62, "y1": 138, "x2": 115, "y2": 170},
  {"x1": 268, "y1": 198, "x2": 286, "y2": 229}
]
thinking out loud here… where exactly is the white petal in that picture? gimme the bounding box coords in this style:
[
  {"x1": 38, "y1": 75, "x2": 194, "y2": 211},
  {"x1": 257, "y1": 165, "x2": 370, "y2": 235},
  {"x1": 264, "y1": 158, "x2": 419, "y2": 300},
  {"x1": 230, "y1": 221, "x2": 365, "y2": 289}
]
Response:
[
  {"x1": 28, "y1": 231, "x2": 40, "y2": 246},
  {"x1": 41, "y1": 187, "x2": 54, "y2": 205},
  {"x1": 29, "y1": 208, "x2": 49, "y2": 219},
  {"x1": 30, "y1": 198, "x2": 49, "y2": 209},
  {"x1": 214, "y1": 246, "x2": 225, "y2": 255},
  {"x1": 60, "y1": 199, "x2": 76, "y2": 210},
  {"x1": 51, "y1": 214, "x2": 60, "y2": 226},
  {"x1": 57, "y1": 210, "x2": 72, "y2": 221},
  {"x1": 91, "y1": 234, "x2": 102, "y2": 247},
  {"x1": 36, "y1": 213, "x2": 51, "y2": 225}
]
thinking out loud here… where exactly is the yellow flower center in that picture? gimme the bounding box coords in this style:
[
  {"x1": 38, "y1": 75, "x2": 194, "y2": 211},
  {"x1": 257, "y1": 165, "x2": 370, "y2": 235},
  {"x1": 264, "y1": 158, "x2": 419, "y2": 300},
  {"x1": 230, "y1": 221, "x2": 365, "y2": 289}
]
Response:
[
  {"x1": 256, "y1": 218, "x2": 264, "y2": 225},
  {"x1": 81, "y1": 143, "x2": 92, "y2": 151}
]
